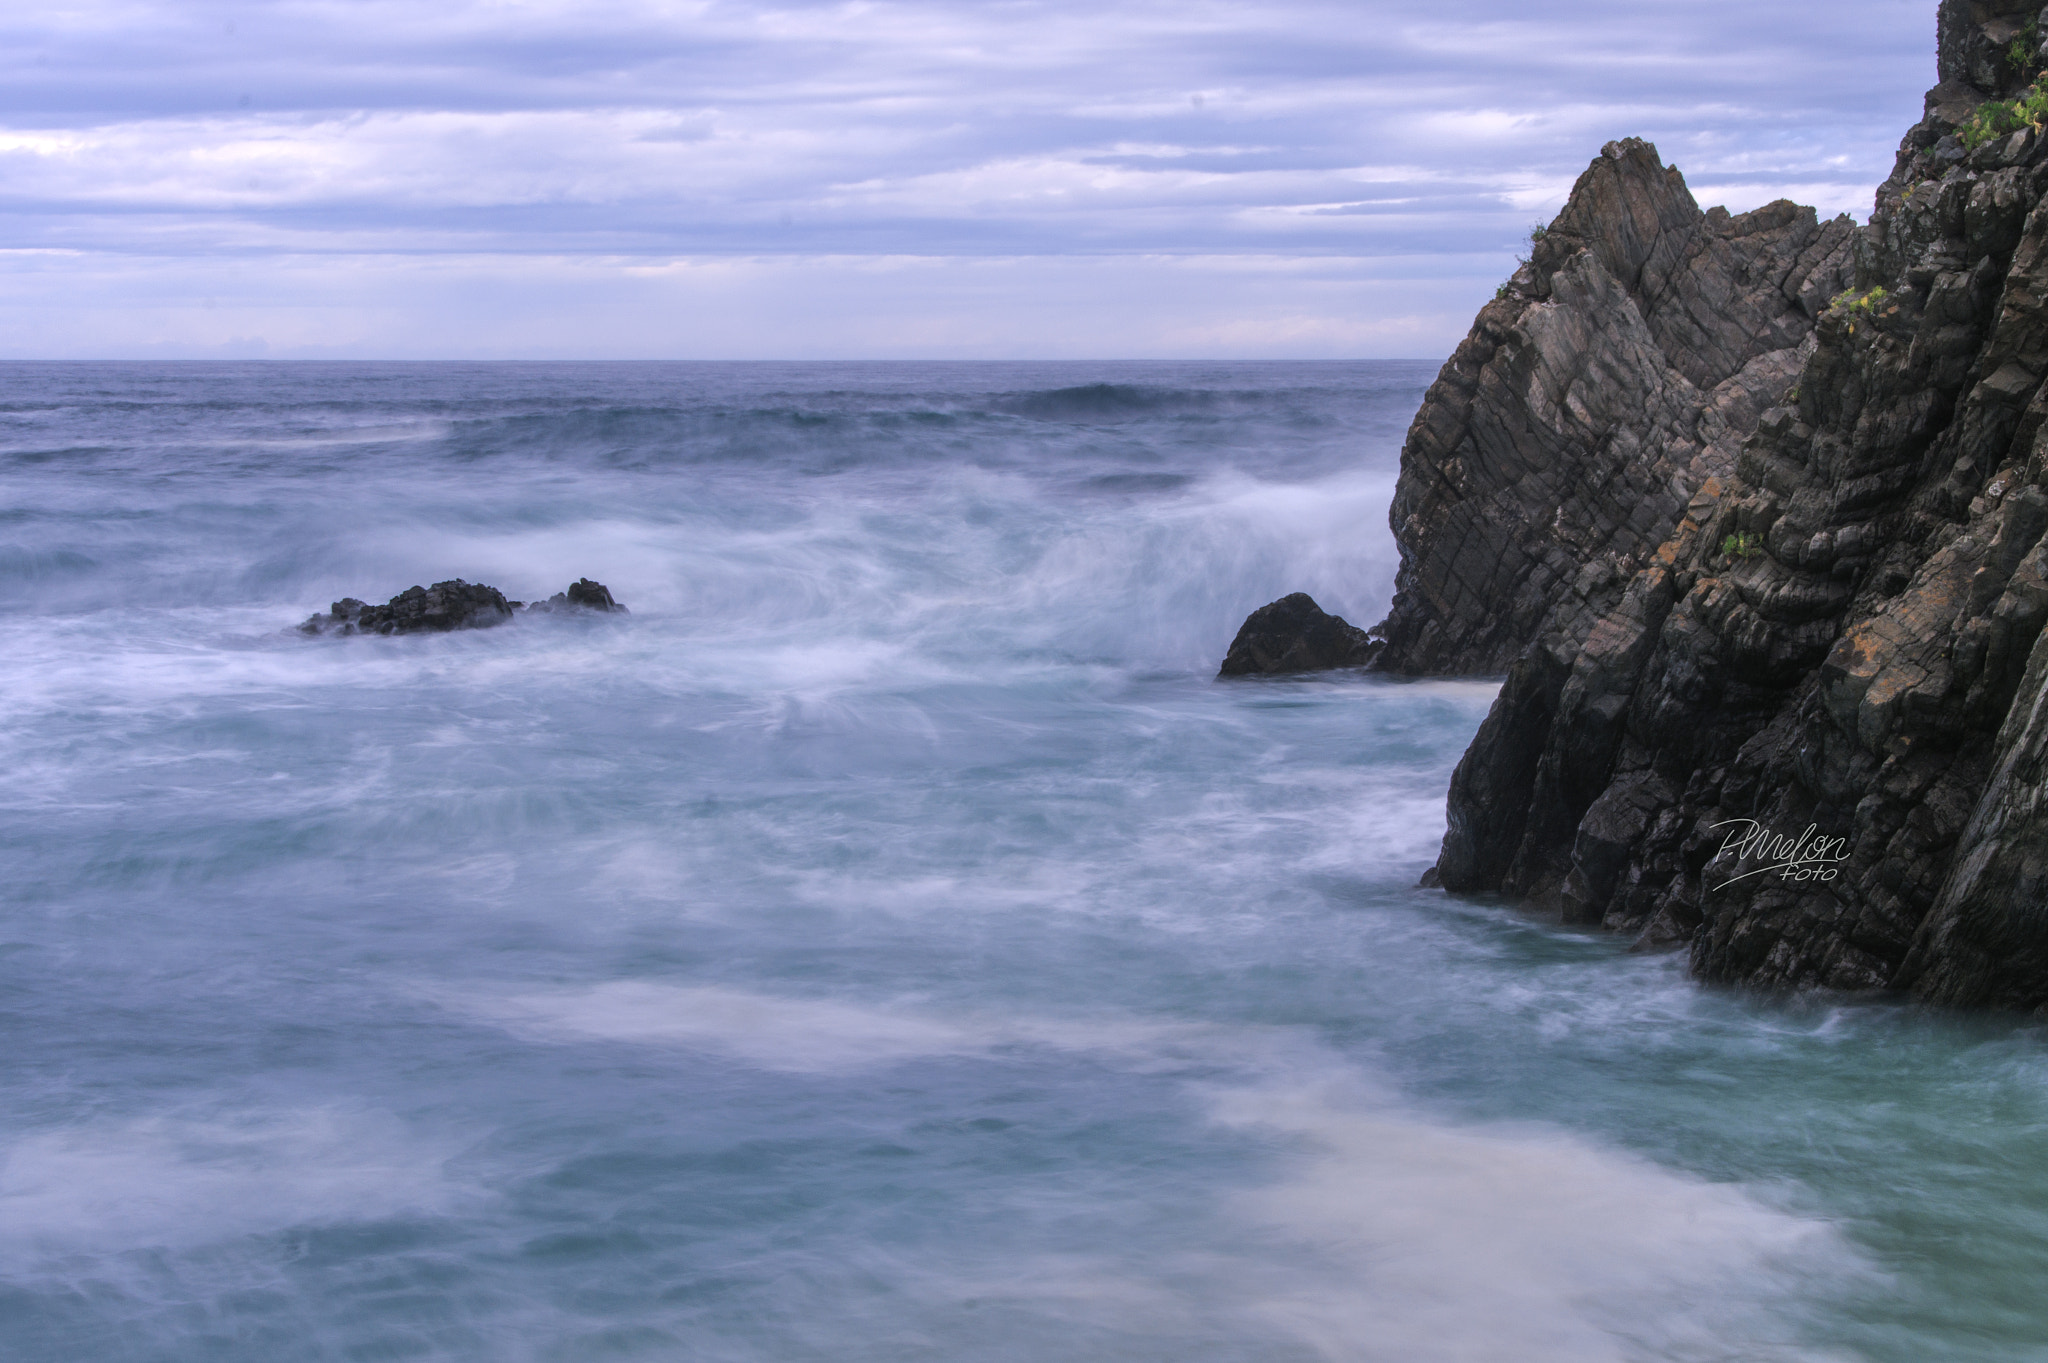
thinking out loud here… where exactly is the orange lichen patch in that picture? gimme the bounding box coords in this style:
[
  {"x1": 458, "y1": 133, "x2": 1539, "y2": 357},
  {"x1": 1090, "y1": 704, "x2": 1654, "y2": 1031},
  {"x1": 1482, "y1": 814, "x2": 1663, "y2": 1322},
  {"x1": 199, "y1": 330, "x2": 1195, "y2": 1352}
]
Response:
[
  {"x1": 1685, "y1": 475, "x2": 1725, "y2": 521},
  {"x1": 1822, "y1": 539, "x2": 1984, "y2": 746},
  {"x1": 1859, "y1": 663, "x2": 1935, "y2": 748},
  {"x1": 1826, "y1": 622, "x2": 1884, "y2": 681}
]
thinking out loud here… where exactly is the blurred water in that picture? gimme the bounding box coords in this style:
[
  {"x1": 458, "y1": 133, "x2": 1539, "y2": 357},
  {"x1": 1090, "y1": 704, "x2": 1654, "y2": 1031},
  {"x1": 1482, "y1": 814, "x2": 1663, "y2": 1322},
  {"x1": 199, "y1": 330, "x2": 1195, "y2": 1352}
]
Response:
[{"x1": 0, "y1": 362, "x2": 2045, "y2": 1362}]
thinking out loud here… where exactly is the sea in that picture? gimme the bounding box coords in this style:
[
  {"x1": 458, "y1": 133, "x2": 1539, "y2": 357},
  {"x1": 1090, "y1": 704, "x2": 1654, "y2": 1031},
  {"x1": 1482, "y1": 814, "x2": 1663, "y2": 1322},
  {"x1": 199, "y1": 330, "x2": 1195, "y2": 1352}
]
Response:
[{"x1": 3, "y1": 361, "x2": 2047, "y2": 1362}]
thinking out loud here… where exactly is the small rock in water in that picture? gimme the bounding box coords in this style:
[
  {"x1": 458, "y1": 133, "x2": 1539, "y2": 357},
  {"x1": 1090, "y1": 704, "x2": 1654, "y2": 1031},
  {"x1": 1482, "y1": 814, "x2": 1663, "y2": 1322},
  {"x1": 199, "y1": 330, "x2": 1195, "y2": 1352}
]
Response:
[
  {"x1": 1217, "y1": 592, "x2": 1378, "y2": 676},
  {"x1": 299, "y1": 578, "x2": 626, "y2": 636},
  {"x1": 300, "y1": 579, "x2": 513, "y2": 636},
  {"x1": 527, "y1": 577, "x2": 629, "y2": 615}
]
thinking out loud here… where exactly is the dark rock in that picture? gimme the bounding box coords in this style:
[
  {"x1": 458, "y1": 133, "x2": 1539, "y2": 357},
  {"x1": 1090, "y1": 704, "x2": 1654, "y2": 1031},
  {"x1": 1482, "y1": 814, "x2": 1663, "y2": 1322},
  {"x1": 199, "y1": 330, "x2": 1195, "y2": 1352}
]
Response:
[
  {"x1": 299, "y1": 578, "x2": 627, "y2": 636},
  {"x1": 529, "y1": 577, "x2": 629, "y2": 615},
  {"x1": 1366, "y1": 139, "x2": 1855, "y2": 677},
  {"x1": 301, "y1": 580, "x2": 513, "y2": 636},
  {"x1": 1939, "y1": 0, "x2": 2042, "y2": 100},
  {"x1": 1389, "y1": 0, "x2": 2048, "y2": 1010},
  {"x1": 359, "y1": 580, "x2": 515, "y2": 634},
  {"x1": 1900, "y1": 626, "x2": 2048, "y2": 1009},
  {"x1": 313, "y1": 598, "x2": 367, "y2": 630},
  {"x1": 568, "y1": 578, "x2": 623, "y2": 611},
  {"x1": 1218, "y1": 593, "x2": 1377, "y2": 676}
]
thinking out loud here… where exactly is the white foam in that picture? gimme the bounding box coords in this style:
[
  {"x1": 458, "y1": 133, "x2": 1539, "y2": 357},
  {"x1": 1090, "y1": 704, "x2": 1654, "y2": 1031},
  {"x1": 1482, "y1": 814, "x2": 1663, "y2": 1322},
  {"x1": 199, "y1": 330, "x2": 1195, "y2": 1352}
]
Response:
[
  {"x1": 0, "y1": 1107, "x2": 466, "y2": 1260},
  {"x1": 1206, "y1": 1078, "x2": 1863, "y2": 1362},
  {"x1": 926, "y1": 1086, "x2": 1864, "y2": 1362},
  {"x1": 445, "y1": 980, "x2": 1237, "y2": 1074},
  {"x1": 457, "y1": 981, "x2": 993, "y2": 1072},
  {"x1": 453, "y1": 982, "x2": 1866, "y2": 1357},
  {"x1": 1018, "y1": 466, "x2": 1401, "y2": 669}
]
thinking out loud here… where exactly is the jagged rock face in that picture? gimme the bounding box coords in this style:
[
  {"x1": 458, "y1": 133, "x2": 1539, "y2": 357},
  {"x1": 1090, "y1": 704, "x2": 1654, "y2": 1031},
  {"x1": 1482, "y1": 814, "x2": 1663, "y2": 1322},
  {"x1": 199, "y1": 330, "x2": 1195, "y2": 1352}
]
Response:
[
  {"x1": 1942, "y1": 0, "x2": 2044, "y2": 99},
  {"x1": 1367, "y1": 140, "x2": 1855, "y2": 676},
  {"x1": 1423, "y1": 0, "x2": 2048, "y2": 1009},
  {"x1": 1907, "y1": 628, "x2": 2048, "y2": 1006},
  {"x1": 1218, "y1": 593, "x2": 1376, "y2": 676}
]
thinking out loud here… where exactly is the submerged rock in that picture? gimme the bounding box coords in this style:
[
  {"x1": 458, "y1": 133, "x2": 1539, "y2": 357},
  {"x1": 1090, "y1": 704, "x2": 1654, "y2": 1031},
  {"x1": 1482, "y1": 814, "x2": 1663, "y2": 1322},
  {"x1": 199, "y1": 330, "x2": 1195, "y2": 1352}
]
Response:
[
  {"x1": 1218, "y1": 593, "x2": 1377, "y2": 676},
  {"x1": 300, "y1": 578, "x2": 627, "y2": 636}
]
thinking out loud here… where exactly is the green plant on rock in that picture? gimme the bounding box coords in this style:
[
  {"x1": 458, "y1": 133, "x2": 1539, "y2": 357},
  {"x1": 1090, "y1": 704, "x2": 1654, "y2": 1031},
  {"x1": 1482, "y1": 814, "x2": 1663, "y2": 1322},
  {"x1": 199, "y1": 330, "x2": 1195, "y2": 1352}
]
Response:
[
  {"x1": 2011, "y1": 21, "x2": 2039, "y2": 74},
  {"x1": 1722, "y1": 531, "x2": 1762, "y2": 561},
  {"x1": 1528, "y1": 223, "x2": 1549, "y2": 243},
  {"x1": 1831, "y1": 287, "x2": 1895, "y2": 336},
  {"x1": 1494, "y1": 283, "x2": 1512, "y2": 301},
  {"x1": 1957, "y1": 77, "x2": 2048, "y2": 149}
]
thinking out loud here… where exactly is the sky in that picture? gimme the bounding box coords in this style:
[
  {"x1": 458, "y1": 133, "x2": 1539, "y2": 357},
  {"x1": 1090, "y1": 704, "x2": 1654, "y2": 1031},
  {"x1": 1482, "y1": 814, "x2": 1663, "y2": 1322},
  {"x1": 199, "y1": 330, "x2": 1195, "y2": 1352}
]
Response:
[{"x1": 0, "y1": 0, "x2": 1939, "y2": 360}]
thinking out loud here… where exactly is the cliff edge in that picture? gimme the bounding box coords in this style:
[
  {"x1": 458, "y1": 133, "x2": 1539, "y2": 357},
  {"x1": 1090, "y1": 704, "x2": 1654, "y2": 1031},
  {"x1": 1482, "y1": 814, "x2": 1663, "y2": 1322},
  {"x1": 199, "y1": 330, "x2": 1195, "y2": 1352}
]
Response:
[{"x1": 1402, "y1": 0, "x2": 2048, "y2": 1009}]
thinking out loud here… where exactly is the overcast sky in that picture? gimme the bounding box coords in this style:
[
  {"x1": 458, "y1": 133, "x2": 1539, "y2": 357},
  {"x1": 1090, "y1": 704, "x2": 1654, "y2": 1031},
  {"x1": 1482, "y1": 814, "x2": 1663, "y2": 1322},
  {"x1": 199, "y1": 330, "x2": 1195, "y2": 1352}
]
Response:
[{"x1": 1, "y1": 0, "x2": 1936, "y2": 359}]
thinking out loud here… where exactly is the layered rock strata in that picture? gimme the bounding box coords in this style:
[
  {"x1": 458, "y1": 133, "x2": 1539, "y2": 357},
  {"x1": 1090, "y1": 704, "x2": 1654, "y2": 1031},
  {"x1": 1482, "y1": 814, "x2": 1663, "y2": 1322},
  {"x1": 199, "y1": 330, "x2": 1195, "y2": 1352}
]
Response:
[
  {"x1": 1406, "y1": 0, "x2": 2048, "y2": 1009},
  {"x1": 1366, "y1": 141, "x2": 1857, "y2": 675}
]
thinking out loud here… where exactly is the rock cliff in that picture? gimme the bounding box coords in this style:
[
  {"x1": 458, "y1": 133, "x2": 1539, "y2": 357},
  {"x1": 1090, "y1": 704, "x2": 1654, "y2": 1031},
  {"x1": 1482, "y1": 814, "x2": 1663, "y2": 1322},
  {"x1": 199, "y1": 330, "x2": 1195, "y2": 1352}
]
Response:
[
  {"x1": 1368, "y1": 142, "x2": 1857, "y2": 675},
  {"x1": 1387, "y1": 0, "x2": 2048, "y2": 1009}
]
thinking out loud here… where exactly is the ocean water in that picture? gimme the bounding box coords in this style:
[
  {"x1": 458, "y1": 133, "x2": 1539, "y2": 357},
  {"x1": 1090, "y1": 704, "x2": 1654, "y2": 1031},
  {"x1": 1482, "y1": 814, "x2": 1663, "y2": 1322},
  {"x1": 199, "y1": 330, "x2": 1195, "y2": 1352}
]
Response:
[{"x1": 2, "y1": 361, "x2": 2047, "y2": 1362}]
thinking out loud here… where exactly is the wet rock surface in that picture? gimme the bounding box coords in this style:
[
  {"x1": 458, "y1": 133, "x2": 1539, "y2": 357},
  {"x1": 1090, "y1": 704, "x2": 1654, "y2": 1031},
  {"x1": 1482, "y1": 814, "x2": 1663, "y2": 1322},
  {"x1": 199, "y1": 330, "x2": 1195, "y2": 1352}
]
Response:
[
  {"x1": 1218, "y1": 593, "x2": 1377, "y2": 676},
  {"x1": 300, "y1": 578, "x2": 627, "y2": 636},
  {"x1": 1405, "y1": 0, "x2": 2048, "y2": 1010}
]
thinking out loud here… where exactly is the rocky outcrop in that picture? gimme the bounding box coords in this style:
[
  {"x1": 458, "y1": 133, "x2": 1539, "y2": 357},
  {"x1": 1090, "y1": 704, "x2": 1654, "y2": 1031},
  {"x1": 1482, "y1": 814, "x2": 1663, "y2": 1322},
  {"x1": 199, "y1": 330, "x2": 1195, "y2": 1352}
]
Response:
[
  {"x1": 1364, "y1": 141, "x2": 1856, "y2": 676},
  {"x1": 302, "y1": 580, "x2": 514, "y2": 635},
  {"x1": 1221, "y1": 138, "x2": 1851, "y2": 683},
  {"x1": 300, "y1": 578, "x2": 627, "y2": 636},
  {"x1": 1219, "y1": 593, "x2": 1377, "y2": 676},
  {"x1": 1407, "y1": 0, "x2": 2048, "y2": 1009}
]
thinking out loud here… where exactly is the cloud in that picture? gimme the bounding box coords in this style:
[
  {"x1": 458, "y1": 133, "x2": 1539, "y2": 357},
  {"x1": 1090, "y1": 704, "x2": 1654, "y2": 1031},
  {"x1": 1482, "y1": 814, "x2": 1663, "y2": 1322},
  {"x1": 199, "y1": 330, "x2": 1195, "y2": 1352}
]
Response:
[{"x1": 0, "y1": 0, "x2": 1938, "y2": 355}]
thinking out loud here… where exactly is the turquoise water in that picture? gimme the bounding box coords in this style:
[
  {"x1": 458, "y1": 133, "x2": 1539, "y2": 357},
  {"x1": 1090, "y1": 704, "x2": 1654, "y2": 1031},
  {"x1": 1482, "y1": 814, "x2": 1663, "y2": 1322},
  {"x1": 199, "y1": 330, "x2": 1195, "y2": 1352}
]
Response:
[{"x1": 2, "y1": 362, "x2": 2046, "y2": 1361}]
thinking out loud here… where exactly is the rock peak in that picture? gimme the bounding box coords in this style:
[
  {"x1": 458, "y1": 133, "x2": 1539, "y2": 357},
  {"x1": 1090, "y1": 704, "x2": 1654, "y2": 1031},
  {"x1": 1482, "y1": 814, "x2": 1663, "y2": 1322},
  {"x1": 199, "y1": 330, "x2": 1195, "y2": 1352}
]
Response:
[{"x1": 1363, "y1": 139, "x2": 1852, "y2": 677}]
